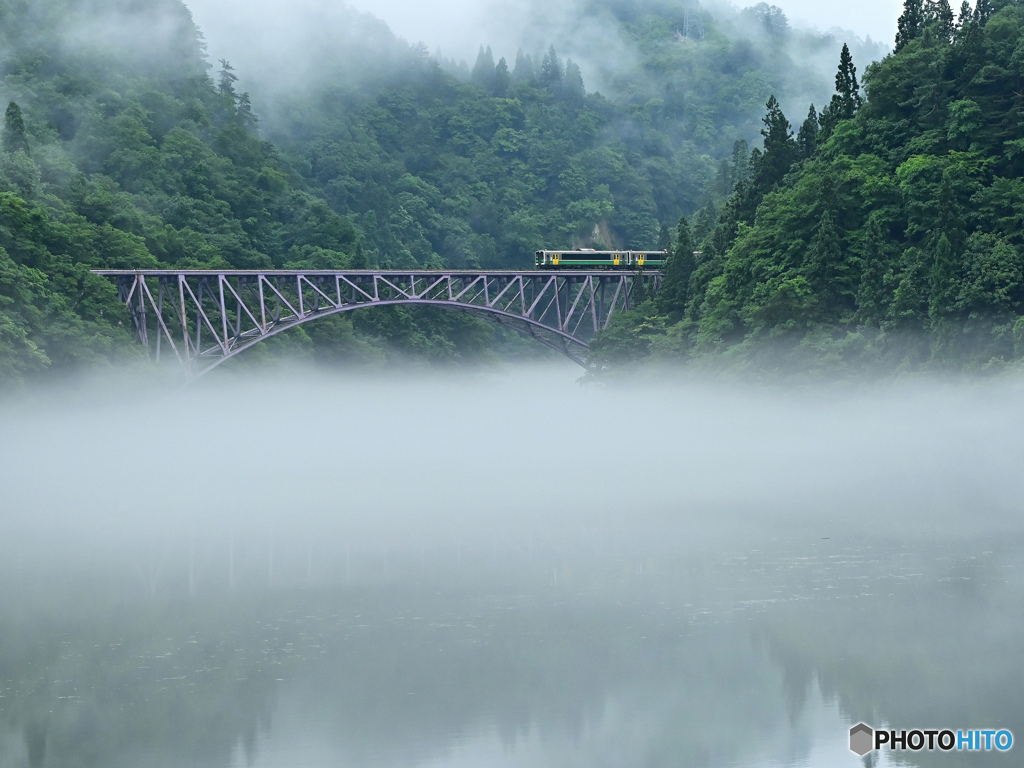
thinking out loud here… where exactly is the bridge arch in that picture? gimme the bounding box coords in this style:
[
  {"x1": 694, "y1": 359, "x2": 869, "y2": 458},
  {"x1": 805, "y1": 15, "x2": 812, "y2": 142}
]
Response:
[
  {"x1": 200, "y1": 299, "x2": 591, "y2": 377},
  {"x1": 96, "y1": 269, "x2": 657, "y2": 378}
]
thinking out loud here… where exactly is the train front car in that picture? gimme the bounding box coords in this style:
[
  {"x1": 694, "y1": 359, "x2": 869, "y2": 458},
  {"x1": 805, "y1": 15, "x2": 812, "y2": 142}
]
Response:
[{"x1": 535, "y1": 250, "x2": 668, "y2": 269}]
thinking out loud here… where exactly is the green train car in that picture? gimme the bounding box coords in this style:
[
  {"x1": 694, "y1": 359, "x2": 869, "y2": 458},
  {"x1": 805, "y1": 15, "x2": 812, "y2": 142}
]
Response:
[{"x1": 535, "y1": 249, "x2": 668, "y2": 269}]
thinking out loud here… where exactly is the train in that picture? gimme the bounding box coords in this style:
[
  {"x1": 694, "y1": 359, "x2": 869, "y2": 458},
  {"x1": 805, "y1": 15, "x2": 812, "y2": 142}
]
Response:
[{"x1": 535, "y1": 249, "x2": 668, "y2": 269}]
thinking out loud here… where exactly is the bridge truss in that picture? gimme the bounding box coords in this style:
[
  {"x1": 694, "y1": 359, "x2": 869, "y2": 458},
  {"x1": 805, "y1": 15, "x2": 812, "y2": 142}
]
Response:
[{"x1": 95, "y1": 270, "x2": 661, "y2": 375}]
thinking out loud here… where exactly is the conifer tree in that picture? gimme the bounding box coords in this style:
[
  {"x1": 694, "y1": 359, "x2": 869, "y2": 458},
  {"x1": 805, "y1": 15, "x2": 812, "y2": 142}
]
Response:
[
  {"x1": 835, "y1": 44, "x2": 862, "y2": 111},
  {"x1": 806, "y1": 208, "x2": 843, "y2": 305},
  {"x1": 937, "y1": 174, "x2": 967, "y2": 257},
  {"x1": 929, "y1": 0, "x2": 955, "y2": 39},
  {"x1": 929, "y1": 233, "x2": 958, "y2": 319},
  {"x1": 540, "y1": 46, "x2": 563, "y2": 87},
  {"x1": 856, "y1": 216, "x2": 888, "y2": 324},
  {"x1": 494, "y1": 57, "x2": 510, "y2": 97},
  {"x1": 957, "y1": 0, "x2": 972, "y2": 28},
  {"x1": 563, "y1": 60, "x2": 585, "y2": 105},
  {"x1": 731, "y1": 140, "x2": 750, "y2": 181},
  {"x1": 691, "y1": 206, "x2": 714, "y2": 246},
  {"x1": 659, "y1": 215, "x2": 697, "y2": 318},
  {"x1": 713, "y1": 159, "x2": 732, "y2": 198},
  {"x1": 756, "y1": 96, "x2": 797, "y2": 192},
  {"x1": 896, "y1": 0, "x2": 925, "y2": 51},
  {"x1": 471, "y1": 46, "x2": 496, "y2": 88},
  {"x1": 820, "y1": 45, "x2": 861, "y2": 138},
  {"x1": 2, "y1": 102, "x2": 29, "y2": 154},
  {"x1": 974, "y1": 0, "x2": 993, "y2": 24},
  {"x1": 218, "y1": 60, "x2": 238, "y2": 101},
  {"x1": 797, "y1": 105, "x2": 819, "y2": 158},
  {"x1": 512, "y1": 49, "x2": 534, "y2": 82},
  {"x1": 237, "y1": 93, "x2": 258, "y2": 132}
]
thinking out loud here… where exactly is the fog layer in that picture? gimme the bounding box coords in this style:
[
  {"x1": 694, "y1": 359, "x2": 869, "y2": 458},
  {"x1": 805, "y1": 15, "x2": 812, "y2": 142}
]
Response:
[
  {"x1": 186, "y1": 0, "x2": 901, "y2": 67},
  {"x1": 2, "y1": 368, "x2": 1022, "y2": 589}
]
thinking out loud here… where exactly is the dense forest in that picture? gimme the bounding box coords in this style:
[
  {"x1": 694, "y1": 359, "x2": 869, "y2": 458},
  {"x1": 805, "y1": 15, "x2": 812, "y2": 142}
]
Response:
[
  {"x1": 599, "y1": 0, "x2": 1024, "y2": 375},
  {"x1": 0, "y1": 0, "x2": 882, "y2": 385}
]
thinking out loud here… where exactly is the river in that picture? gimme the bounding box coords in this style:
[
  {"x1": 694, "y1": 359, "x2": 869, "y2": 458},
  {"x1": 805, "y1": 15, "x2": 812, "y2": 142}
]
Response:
[{"x1": 0, "y1": 367, "x2": 1021, "y2": 767}]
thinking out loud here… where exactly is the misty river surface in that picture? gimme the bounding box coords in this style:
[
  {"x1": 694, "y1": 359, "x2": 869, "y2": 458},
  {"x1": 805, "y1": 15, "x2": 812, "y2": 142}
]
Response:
[{"x1": 1, "y1": 367, "x2": 1023, "y2": 768}]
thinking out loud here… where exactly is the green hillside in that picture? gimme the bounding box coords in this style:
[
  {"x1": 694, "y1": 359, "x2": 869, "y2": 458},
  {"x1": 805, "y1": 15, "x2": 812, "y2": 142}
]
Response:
[
  {"x1": 599, "y1": 0, "x2": 1024, "y2": 375},
  {"x1": 259, "y1": 0, "x2": 882, "y2": 269},
  {"x1": 0, "y1": 0, "x2": 875, "y2": 385}
]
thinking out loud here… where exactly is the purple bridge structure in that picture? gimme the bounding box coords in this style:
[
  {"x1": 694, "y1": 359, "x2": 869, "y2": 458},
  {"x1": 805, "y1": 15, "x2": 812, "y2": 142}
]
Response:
[{"x1": 94, "y1": 269, "x2": 661, "y2": 376}]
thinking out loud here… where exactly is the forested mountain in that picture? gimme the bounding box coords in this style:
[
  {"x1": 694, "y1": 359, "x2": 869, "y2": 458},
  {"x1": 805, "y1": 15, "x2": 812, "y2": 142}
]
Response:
[
  {"x1": 0, "y1": 0, "x2": 875, "y2": 385},
  {"x1": 255, "y1": 0, "x2": 881, "y2": 270},
  {"x1": 0, "y1": 0, "x2": 367, "y2": 383},
  {"x1": 600, "y1": 0, "x2": 1024, "y2": 375}
]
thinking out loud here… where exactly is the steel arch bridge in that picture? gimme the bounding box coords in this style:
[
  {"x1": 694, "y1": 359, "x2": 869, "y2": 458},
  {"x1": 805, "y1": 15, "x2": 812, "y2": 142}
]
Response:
[{"x1": 95, "y1": 269, "x2": 661, "y2": 376}]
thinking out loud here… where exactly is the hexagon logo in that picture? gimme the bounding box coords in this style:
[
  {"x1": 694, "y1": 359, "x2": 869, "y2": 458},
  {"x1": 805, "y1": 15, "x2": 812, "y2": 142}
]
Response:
[{"x1": 850, "y1": 723, "x2": 875, "y2": 757}]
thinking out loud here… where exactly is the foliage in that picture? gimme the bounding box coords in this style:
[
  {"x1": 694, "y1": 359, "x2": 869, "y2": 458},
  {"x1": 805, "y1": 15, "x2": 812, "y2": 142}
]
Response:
[
  {"x1": 602, "y1": 0, "x2": 1024, "y2": 375},
  {"x1": 0, "y1": 0, "x2": 885, "y2": 384}
]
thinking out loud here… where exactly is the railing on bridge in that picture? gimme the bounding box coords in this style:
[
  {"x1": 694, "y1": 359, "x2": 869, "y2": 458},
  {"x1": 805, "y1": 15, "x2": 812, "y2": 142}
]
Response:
[{"x1": 94, "y1": 270, "x2": 661, "y2": 375}]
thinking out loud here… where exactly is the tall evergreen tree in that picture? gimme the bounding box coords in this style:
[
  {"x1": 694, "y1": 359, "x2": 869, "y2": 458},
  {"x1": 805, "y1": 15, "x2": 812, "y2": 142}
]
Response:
[
  {"x1": 2, "y1": 102, "x2": 29, "y2": 154},
  {"x1": 540, "y1": 46, "x2": 563, "y2": 87},
  {"x1": 218, "y1": 59, "x2": 238, "y2": 100},
  {"x1": 929, "y1": 233, "x2": 958, "y2": 320},
  {"x1": 563, "y1": 60, "x2": 585, "y2": 105},
  {"x1": 237, "y1": 93, "x2": 258, "y2": 132},
  {"x1": 820, "y1": 45, "x2": 861, "y2": 138},
  {"x1": 731, "y1": 140, "x2": 750, "y2": 182},
  {"x1": 929, "y1": 0, "x2": 956, "y2": 39},
  {"x1": 493, "y1": 57, "x2": 510, "y2": 97},
  {"x1": 797, "y1": 105, "x2": 819, "y2": 159},
  {"x1": 835, "y1": 44, "x2": 862, "y2": 111},
  {"x1": 471, "y1": 46, "x2": 496, "y2": 88},
  {"x1": 659, "y1": 216, "x2": 696, "y2": 318},
  {"x1": 974, "y1": 0, "x2": 993, "y2": 24},
  {"x1": 896, "y1": 0, "x2": 925, "y2": 51},
  {"x1": 805, "y1": 208, "x2": 847, "y2": 314},
  {"x1": 512, "y1": 49, "x2": 534, "y2": 82},
  {"x1": 856, "y1": 216, "x2": 889, "y2": 324},
  {"x1": 937, "y1": 174, "x2": 967, "y2": 257},
  {"x1": 713, "y1": 159, "x2": 732, "y2": 198},
  {"x1": 956, "y1": 1, "x2": 973, "y2": 28},
  {"x1": 756, "y1": 96, "x2": 797, "y2": 191}
]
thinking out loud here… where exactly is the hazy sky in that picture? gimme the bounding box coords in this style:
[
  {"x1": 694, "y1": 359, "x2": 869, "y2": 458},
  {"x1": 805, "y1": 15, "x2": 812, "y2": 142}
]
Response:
[
  {"x1": 187, "y1": 0, "x2": 908, "y2": 68},
  {"x1": 308, "y1": 0, "x2": 905, "y2": 52},
  {"x1": 329, "y1": 0, "x2": 906, "y2": 58}
]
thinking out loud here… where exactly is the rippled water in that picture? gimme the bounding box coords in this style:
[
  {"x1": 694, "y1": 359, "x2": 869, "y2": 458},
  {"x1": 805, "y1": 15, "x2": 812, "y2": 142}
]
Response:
[
  {"x1": 1, "y1": 369, "x2": 1022, "y2": 767},
  {"x1": 1, "y1": 535, "x2": 1020, "y2": 768}
]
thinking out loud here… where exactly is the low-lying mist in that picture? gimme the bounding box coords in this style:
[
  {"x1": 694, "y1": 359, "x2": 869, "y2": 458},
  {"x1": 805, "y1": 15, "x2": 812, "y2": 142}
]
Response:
[
  {"x1": 183, "y1": 0, "x2": 887, "y2": 127},
  {"x1": 2, "y1": 365, "x2": 1022, "y2": 598}
]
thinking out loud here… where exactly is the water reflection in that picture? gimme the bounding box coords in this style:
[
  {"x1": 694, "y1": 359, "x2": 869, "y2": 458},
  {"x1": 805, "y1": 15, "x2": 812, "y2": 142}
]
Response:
[
  {"x1": 2, "y1": 535, "x2": 1020, "y2": 768},
  {"x1": 3, "y1": 371, "x2": 1024, "y2": 767}
]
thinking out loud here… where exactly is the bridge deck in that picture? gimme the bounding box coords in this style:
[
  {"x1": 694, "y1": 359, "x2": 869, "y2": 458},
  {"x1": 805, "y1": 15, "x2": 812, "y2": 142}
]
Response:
[
  {"x1": 92, "y1": 269, "x2": 646, "y2": 277},
  {"x1": 95, "y1": 269, "x2": 661, "y2": 376}
]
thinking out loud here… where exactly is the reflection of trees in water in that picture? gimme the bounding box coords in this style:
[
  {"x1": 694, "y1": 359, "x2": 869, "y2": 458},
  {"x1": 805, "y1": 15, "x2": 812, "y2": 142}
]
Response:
[
  {"x1": 235, "y1": 594, "x2": 810, "y2": 767},
  {"x1": 0, "y1": 581, "x2": 803, "y2": 768},
  {"x1": 0, "y1": 595, "x2": 284, "y2": 768},
  {"x1": 755, "y1": 541, "x2": 1024, "y2": 768},
  {"x1": 3, "y1": 539, "x2": 1020, "y2": 767}
]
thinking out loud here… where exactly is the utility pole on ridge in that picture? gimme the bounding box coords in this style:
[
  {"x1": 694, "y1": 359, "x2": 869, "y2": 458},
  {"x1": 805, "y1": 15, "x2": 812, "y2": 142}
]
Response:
[{"x1": 684, "y1": 0, "x2": 705, "y2": 40}]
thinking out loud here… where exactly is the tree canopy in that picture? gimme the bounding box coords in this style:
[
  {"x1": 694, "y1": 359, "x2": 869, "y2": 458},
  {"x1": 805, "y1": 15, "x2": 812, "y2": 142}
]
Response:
[{"x1": 595, "y1": 0, "x2": 1024, "y2": 375}]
